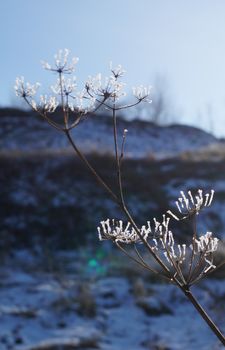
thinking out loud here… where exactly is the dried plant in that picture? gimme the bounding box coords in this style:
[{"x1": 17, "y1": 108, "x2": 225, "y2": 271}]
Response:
[{"x1": 15, "y1": 49, "x2": 225, "y2": 345}]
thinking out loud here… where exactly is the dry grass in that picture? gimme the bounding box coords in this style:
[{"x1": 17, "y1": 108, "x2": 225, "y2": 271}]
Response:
[{"x1": 76, "y1": 282, "x2": 97, "y2": 318}]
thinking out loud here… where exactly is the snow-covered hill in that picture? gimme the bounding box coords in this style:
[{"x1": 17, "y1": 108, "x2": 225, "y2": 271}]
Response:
[
  {"x1": 0, "y1": 110, "x2": 225, "y2": 350},
  {"x1": 0, "y1": 113, "x2": 222, "y2": 160},
  {"x1": 1, "y1": 112, "x2": 225, "y2": 243}
]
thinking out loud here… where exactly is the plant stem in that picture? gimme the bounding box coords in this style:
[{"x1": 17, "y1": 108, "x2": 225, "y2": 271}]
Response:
[
  {"x1": 65, "y1": 119, "x2": 225, "y2": 347},
  {"x1": 181, "y1": 286, "x2": 225, "y2": 345},
  {"x1": 112, "y1": 103, "x2": 126, "y2": 208},
  {"x1": 111, "y1": 105, "x2": 175, "y2": 280},
  {"x1": 65, "y1": 130, "x2": 119, "y2": 204}
]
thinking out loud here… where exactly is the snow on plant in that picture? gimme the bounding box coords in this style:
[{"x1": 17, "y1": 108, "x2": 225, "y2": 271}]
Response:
[
  {"x1": 167, "y1": 189, "x2": 215, "y2": 220},
  {"x1": 98, "y1": 190, "x2": 220, "y2": 286},
  {"x1": 15, "y1": 77, "x2": 40, "y2": 98},
  {"x1": 15, "y1": 49, "x2": 225, "y2": 346}
]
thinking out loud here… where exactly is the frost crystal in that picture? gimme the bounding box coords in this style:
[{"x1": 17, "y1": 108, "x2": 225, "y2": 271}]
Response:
[
  {"x1": 51, "y1": 76, "x2": 77, "y2": 95},
  {"x1": 97, "y1": 219, "x2": 151, "y2": 244},
  {"x1": 69, "y1": 90, "x2": 96, "y2": 113},
  {"x1": 167, "y1": 189, "x2": 215, "y2": 220},
  {"x1": 132, "y1": 85, "x2": 152, "y2": 102},
  {"x1": 15, "y1": 77, "x2": 40, "y2": 98},
  {"x1": 86, "y1": 72, "x2": 126, "y2": 100},
  {"x1": 193, "y1": 232, "x2": 219, "y2": 254},
  {"x1": 151, "y1": 216, "x2": 187, "y2": 266},
  {"x1": 97, "y1": 215, "x2": 173, "y2": 246},
  {"x1": 109, "y1": 62, "x2": 126, "y2": 78},
  {"x1": 41, "y1": 49, "x2": 79, "y2": 73},
  {"x1": 34, "y1": 95, "x2": 58, "y2": 113},
  {"x1": 189, "y1": 232, "x2": 219, "y2": 272}
]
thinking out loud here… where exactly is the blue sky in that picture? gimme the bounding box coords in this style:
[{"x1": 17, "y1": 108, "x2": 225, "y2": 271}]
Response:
[{"x1": 1, "y1": 0, "x2": 225, "y2": 136}]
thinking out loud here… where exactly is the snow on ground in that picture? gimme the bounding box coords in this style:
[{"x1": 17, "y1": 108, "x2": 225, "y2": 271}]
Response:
[
  {"x1": 0, "y1": 249, "x2": 224, "y2": 350},
  {"x1": 1, "y1": 113, "x2": 225, "y2": 349},
  {"x1": 0, "y1": 115, "x2": 221, "y2": 159}
]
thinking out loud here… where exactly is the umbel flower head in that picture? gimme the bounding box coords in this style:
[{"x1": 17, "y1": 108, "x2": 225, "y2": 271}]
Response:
[
  {"x1": 190, "y1": 232, "x2": 219, "y2": 273},
  {"x1": 167, "y1": 189, "x2": 215, "y2": 221},
  {"x1": 85, "y1": 73, "x2": 126, "y2": 101},
  {"x1": 15, "y1": 49, "x2": 97, "y2": 118},
  {"x1": 31, "y1": 95, "x2": 58, "y2": 113},
  {"x1": 97, "y1": 219, "x2": 149, "y2": 244},
  {"x1": 98, "y1": 189, "x2": 220, "y2": 285},
  {"x1": 41, "y1": 48, "x2": 79, "y2": 74},
  {"x1": 109, "y1": 61, "x2": 126, "y2": 79},
  {"x1": 51, "y1": 76, "x2": 77, "y2": 96},
  {"x1": 98, "y1": 216, "x2": 187, "y2": 266},
  {"x1": 98, "y1": 215, "x2": 175, "y2": 247},
  {"x1": 15, "y1": 76, "x2": 40, "y2": 98},
  {"x1": 15, "y1": 49, "x2": 152, "y2": 124},
  {"x1": 132, "y1": 85, "x2": 152, "y2": 103}
]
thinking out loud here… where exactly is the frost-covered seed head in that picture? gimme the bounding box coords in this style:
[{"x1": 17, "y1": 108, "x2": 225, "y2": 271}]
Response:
[
  {"x1": 69, "y1": 90, "x2": 96, "y2": 113},
  {"x1": 34, "y1": 95, "x2": 58, "y2": 113},
  {"x1": 190, "y1": 232, "x2": 219, "y2": 273},
  {"x1": 192, "y1": 232, "x2": 219, "y2": 254},
  {"x1": 167, "y1": 189, "x2": 215, "y2": 221},
  {"x1": 86, "y1": 72, "x2": 126, "y2": 101},
  {"x1": 15, "y1": 77, "x2": 40, "y2": 98},
  {"x1": 98, "y1": 216, "x2": 172, "y2": 246},
  {"x1": 109, "y1": 62, "x2": 126, "y2": 78},
  {"x1": 41, "y1": 49, "x2": 79, "y2": 73},
  {"x1": 132, "y1": 85, "x2": 152, "y2": 103},
  {"x1": 97, "y1": 219, "x2": 141, "y2": 244},
  {"x1": 51, "y1": 76, "x2": 77, "y2": 95}
]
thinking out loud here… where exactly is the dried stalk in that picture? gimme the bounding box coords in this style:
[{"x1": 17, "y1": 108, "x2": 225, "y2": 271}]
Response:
[{"x1": 15, "y1": 49, "x2": 225, "y2": 345}]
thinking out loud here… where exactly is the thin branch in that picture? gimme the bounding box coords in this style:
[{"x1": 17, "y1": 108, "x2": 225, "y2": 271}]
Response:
[
  {"x1": 189, "y1": 259, "x2": 225, "y2": 286},
  {"x1": 187, "y1": 214, "x2": 197, "y2": 283},
  {"x1": 85, "y1": 89, "x2": 113, "y2": 110},
  {"x1": 181, "y1": 286, "x2": 225, "y2": 345},
  {"x1": 162, "y1": 244, "x2": 186, "y2": 285},
  {"x1": 114, "y1": 99, "x2": 144, "y2": 111},
  {"x1": 24, "y1": 97, "x2": 63, "y2": 132},
  {"x1": 119, "y1": 129, "x2": 127, "y2": 166},
  {"x1": 134, "y1": 244, "x2": 171, "y2": 281},
  {"x1": 116, "y1": 242, "x2": 171, "y2": 282},
  {"x1": 59, "y1": 71, "x2": 68, "y2": 128},
  {"x1": 207, "y1": 259, "x2": 225, "y2": 275},
  {"x1": 116, "y1": 241, "x2": 154, "y2": 272},
  {"x1": 112, "y1": 102, "x2": 126, "y2": 207},
  {"x1": 64, "y1": 129, "x2": 119, "y2": 204}
]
